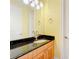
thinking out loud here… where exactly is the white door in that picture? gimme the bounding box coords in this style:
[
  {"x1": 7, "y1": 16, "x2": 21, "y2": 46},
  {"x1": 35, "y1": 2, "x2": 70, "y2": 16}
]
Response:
[
  {"x1": 63, "y1": 0, "x2": 69, "y2": 59},
  {"x1": 10, "y1": 4, "x2": 22, "y2": 41},
  {"x1": 60, "y1": 0, "x2": 69, "y2": 59}
]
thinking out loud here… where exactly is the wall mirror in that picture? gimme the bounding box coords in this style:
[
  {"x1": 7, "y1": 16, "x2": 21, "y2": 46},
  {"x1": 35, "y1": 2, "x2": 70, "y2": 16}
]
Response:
[{"x1": 10, "y1": 0, "x2": 45, "y2": 41}]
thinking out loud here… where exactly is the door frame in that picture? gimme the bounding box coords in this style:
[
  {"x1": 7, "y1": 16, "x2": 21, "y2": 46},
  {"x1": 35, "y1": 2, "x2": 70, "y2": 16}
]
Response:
[{"x1": 61, "y1": 0, "x2": 69, "y2": 59}]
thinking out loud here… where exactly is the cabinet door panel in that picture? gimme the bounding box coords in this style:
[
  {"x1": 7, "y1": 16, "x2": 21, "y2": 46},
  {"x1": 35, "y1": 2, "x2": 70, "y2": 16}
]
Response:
[
  {"x1": 33, "y1": 44, "x2": 47, "y2": 57},
  {"x1": 46, "y1": 41, "x2": 54, "y2": 48},
  {"x1": 44, "y1": 51, "x2": 48, "y2": 59},
  {"x1": 18, "y1": 53, "x2": 32, "y2": 59},
  {"x1": 47, "y1": 46, "x2": 54, "y2": 59},
  {"x1": 34, "y1": 52, "x2": 44, "y2": 59}
]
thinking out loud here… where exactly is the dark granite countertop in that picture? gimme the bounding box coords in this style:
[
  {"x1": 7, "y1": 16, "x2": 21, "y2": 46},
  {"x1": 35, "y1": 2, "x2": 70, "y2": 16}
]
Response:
[
  {"x1": 10, "y1": 35, "x2": 55, "y2": 59},
  {"x1": 10, "y1": 39, "x2": 51, "y2": 59}
]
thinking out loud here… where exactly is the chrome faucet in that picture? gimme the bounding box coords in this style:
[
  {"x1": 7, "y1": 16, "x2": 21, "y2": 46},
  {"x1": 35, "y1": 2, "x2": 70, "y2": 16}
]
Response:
[{"x1": 32, "y1": 30, "x2": 39, "y2": 41}]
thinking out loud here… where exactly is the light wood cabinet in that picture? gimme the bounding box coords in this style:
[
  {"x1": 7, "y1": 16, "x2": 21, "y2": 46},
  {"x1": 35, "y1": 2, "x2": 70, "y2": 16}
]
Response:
[
  {"x1": 47, "y1": 46, "x2": 54, "y2": 59},
  {"x1": 34, "y1": 52, "x2": 44, "y2": 59},
  {"x1": 18, "y1": 52, "x2": 32, "y2": 59},
  {"x1": 18, "y1": 41, "x2": 54, "y2": 59}
]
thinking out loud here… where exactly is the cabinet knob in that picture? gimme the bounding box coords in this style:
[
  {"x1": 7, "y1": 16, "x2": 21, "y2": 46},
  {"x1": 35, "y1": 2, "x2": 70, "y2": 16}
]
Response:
[{"x1": 64, "y1": 36, "x2": 68, "y2": 39}]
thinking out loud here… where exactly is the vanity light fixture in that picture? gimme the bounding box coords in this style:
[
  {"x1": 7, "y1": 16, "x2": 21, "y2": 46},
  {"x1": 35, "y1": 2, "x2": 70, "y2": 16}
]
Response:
[
  {"x1": 29, "y1": 0, "x2": 33, "y2": 2},
  {"x1": 23, "y1": 0, "x2": 44, "y2": 10},
  {"x1": 23, "y1": 0, "x2": 33, "y2": 5},
  {"x1": 36, "y1": 2, "x2": 43, "y2": 10},
  {"x1": 34, "y1": 0, "x2": 39, "y2": 5},
  {"x1": 30, "y1": 1, "x2": 36, "y2": 7},
  {"x1": 36, "y1": 5, "x2": 40, "y2": 10},
  {"x1": 23, "y1": 0, "x2": 29, "y2": 5},
  {"x1": 30, "y1": 0, "x2": 39, "y2": 8},
  {"x1": 40, "y1": 2, "x2": 43, "y2": 8}
]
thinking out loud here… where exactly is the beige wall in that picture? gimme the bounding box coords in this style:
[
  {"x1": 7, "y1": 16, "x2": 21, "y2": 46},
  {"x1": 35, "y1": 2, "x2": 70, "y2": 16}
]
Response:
[
  {"x1": 44, "y1": 0, "x2": 62, "y2": 58},
  {"x1": 35, "y1": 0, "x2": 62, "y2": 59}
]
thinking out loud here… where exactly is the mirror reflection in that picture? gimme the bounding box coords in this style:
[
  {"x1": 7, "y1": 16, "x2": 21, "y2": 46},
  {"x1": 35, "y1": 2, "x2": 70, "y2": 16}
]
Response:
[{"x1": 10, "y1": 0, "x2": 45, "y2": 41}]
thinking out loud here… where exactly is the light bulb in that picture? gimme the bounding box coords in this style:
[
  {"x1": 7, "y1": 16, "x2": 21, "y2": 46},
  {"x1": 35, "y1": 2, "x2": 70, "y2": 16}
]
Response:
[
  {"x1": 30, "y1": 1, "x2": 35, "y2": 7},
  {"x1": 40, "y1": 2, "x2": 43, "y2": 7},
  {"x1": 35, "y1": 0, "x2": 39, "y2": 4},
  {"x1": 23, "y1": 0, "x2": 29, "y2": 5},
  {"x1": 29, "y1": 0, "x2": 33, "y2": 2},
  {"x1": 36, "y1": 5, "x2": 40, "y2": 10}
]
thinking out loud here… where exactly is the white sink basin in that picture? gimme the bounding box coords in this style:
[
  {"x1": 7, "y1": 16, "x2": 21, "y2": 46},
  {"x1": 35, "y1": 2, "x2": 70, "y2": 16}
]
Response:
[{"x1": 33, "y1": 40, "x2": 48, "y2": 43}]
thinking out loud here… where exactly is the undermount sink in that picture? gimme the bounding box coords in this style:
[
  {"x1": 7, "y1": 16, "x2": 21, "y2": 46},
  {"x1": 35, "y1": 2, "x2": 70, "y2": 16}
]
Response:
[{"x1": 33, "y1": 39, "x2": 49, "y2": 43}]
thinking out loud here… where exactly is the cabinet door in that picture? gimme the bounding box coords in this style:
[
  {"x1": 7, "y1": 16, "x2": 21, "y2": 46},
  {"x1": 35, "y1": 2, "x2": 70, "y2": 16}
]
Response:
[
  {"x1": 44, "y1": 51, "x2": 48, "y2": 59},
  {"x1": 34, "y1": 52, "x2": 44, "y2": 59},
  {"x1": 47, "y1": 46, "x2": 54, "y2": 59},
  {"x1": 18, "y1": 53, "x2": 32, "y2": 59}
]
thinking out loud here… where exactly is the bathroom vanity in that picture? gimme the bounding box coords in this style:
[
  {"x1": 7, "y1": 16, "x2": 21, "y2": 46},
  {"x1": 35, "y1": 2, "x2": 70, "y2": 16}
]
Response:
[
  {"x1": 10, "y1": 35, "x2": 55, "y2": 59},
  {"x1": 18, "y1": 41, "x2": 54, "y2": 59}
]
